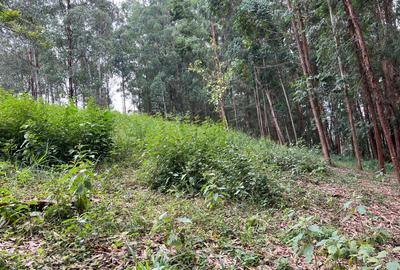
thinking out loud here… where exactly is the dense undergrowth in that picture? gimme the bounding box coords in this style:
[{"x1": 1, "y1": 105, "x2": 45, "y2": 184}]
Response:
[
  {"x1": 0, "y1": 90, "x2": 113, "y2": 165},
  {"x1": 112, "y1": 114, "x2": 326, "y2": 206},
  {"x1": 1, "y1": 96, "x2": 399, "y2": 269},
  {"x1": 1, "y1": 92, "x2": 327, "y2": 206}
]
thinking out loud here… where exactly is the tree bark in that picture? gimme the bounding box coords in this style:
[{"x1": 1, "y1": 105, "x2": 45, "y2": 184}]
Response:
[
  {"x1": 287, "y1": 0, "x2": 331, "y2": 163},
  {"x1": 265, "y1": 88, "x2": 285, "y2": 144},
  {"x1": 210, "y1": 21, "x2": 228, "y2": 127},
  {"x1": 382, "y1": 60, "x2": 400, "y2": 157},
  {"x1": 261, "y1": 89, "x2": 271, "y2": 137},
  {"x1": 343, "y1": 0, "x2": 400, "y2": 181},
  {"x1": 66, "y1": 0, "x2": 74, "y2": 100},
  {"x1": 353, "y1": 36, "x2": 386, "y2": 171},
  {"x1": 254, "y1": 67, "x2": 266, "y2": 137},
  {"x1": 122, "y1": 75, "x2": 127, "y2": 114},
  {"x1": 278, "y1": 68, "x2": 298, "y2": 144},
  {"x1": 27, "y1": 48, "x2": 39, "y2": 100},
  {"x1": 231, "y1": 90, "x2": 239, "y2": 128},
  {"x1": 327, "y1": 0, "x2": 363, "y2": 170}
]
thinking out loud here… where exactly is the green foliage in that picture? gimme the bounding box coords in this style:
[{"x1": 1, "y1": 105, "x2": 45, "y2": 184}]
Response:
[
  {"x1": 386, "y1": 261, "x2": 400, "y2": 270},
  {"x1": 113, "y1": 114, "x2": 326, "y2": 206},
  {"x1": 0, "y1": 91, "x2": 114, "y2": 165},
  {"x1": 46, "y1": 161, "x2": 96, "y2": 219},
  {"x1": 152, "y1": 212, "x2": 193, "y2": 249},
  {"x1": 0, "y1": 190, "x2": 31, "y2": 226},
  {"x1": 275, "y1": 257, "x2": 293, "y2": 270},
  {"x1": 134, "y1": 249, "x2": 178, "y2": 270},
  {"x1": 285, "y1": 216, "x2": 396, "y2": 269},
  {"x1": 0, "y1": 9, "x2": 20, "y2": 23},
  {"x1": 0, "y1": 188, "x2": 45, "y2": 235}
]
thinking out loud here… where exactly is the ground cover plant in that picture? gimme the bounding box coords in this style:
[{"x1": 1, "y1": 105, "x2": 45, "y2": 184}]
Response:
[
  {"x1": 2, "y1": 0, "x2": 400, "y2": 268},
  {"x1": 0, "y1": 90, "x2": 113, "y2": 165},
  {"x1": 0, "y1": 98, "x2": 399, "y2": 269},
  {"x1": 112, "y1": 114, "x2": 326, "y2": 206}
]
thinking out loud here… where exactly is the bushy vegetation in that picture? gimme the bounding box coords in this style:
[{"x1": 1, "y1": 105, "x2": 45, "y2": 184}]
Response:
[
  {"x1": 113, "y1": 114, "x2": 327, "y2": 206},
  {"x1": 0, "y1": 90, "x2": 113, "y2": 165},
  {"x1": 0, "y1": 92, "x2": 326, "y2": 206},
  {"x1": 1, "y1": 100, "x2": 399, "y2": 269}
]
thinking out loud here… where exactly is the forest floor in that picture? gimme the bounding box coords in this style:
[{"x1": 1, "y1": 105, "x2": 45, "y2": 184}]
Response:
[{"x1": 0, "y1": 164, "x2": 399, "y2": 269}]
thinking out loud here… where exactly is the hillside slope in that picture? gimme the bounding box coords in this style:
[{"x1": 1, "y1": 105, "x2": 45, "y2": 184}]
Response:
[{"x1": 0, "y1": 113, "x2": 399, "y2": 269}]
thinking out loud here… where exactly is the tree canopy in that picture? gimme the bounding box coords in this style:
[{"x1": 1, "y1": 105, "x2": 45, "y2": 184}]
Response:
[{"x1": 1, "y1": 0, "x2": 400, "y2": 180}]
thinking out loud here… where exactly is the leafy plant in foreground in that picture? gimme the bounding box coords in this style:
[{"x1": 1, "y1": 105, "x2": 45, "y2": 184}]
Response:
[
  {"x1": 0, "y1": 92, "x2": 114, "y2": 165},
  {"x1": 46, "y1": 161, "x2": 96, "y2": 221},
  {"x1": 285, "y1": 216, "x2": 397, "y2": 269},
  {"x1": 112, "y1": 114, "x2": 326, "y2": 206}
]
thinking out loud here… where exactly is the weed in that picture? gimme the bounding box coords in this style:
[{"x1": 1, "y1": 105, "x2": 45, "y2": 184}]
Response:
[
  {"x1": 285, "y1": 215, "x2": 396, "y2": 269},
  {"x1": 0, "y1": 93, "x2": 113, "y2": 165},
  {"x1": 112, "y1": 114, "x2": 326, "y2": 206}
]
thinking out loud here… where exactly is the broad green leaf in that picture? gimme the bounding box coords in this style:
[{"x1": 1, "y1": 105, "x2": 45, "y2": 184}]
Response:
[
  {"x1": 327, "y1": 244, "x2": 338, "y2": 256},
  {"x1": 356, "y1": 205, "x2": 367, "y2": 215},
  {"x1": 176, "y1": 217, "x2": 192, "y2": 224},
  {"x1": 291, "y1": 232, "x2": 304, "y2": 253},
  {"x1": 343, "y1": 200, "x2": 353, "y2": 209},
  {"x1": 386, "y1": 261, "x2": 400, "y2": 270},
  {"x1": 308, "y1": 224, "x2": 322, "y2": 234},
  {"x1": 358, "y1": 243, "x2": 375, "y2": 259},
  {"x1": 303, "y1": 244, "x2": 314, "y2": 263},
  {"x1": 377, "y1": 250, "x2": 388, "y2": 259}
]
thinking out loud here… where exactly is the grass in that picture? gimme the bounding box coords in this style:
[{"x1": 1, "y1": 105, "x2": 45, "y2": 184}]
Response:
[
  {"x1": 1, "y1": 162, "x2": 399, "y2": 269},
  {"x1": 112, "y1": 114, "x2": 326, "y2": 206},
  {"x1": 0, "y1": 103, "x2": 399, "y2": 269},
  {"x1": 0, "y1": 90, "x2": 113, "y2": 165},
  {"x1": 331, "y1": 154, "x2": 394, "y2": 174}
]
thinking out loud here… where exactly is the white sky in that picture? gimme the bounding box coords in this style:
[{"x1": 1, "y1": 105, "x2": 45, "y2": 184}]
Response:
[
  {"x1": 109, "y1": 0, "x2": 133, "y2": 113},
  {"x1": 112, "y1": 0, "x2": 124, "y2": 6},
  {"x1": 109, "y1": 76, "x2": 136, "y2": 113}
]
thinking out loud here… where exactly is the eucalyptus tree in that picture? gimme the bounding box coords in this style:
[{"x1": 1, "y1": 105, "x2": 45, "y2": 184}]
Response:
[
  {"x1": 2, "y1": 0, "x2": 400, "y2": 177},
  {"x1": 123, "y1": 0, "x2": 212, "y2": 116},
  {"x1": 0, "y1": 0, "x2": 118, "y2": 105},
  {"x1": 341, "y1": 0, "x2": 400, "y2": 181}
]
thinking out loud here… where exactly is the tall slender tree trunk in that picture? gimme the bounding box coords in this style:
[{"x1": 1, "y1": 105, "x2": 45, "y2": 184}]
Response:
[
  {"x1": 343, "y1": 0, "x2": 400, "y2": 181},
  {"x1": 287, "y1": 0, "x2": 331, "y2": 163},
  {"x1": 265, "y1": 88, "x2": 285, "y2": 144},
  {"x1": 376, "y1": 0, "x2": 400, "y2": 157},
  {"x1": 106, "y1": 76, "x2": 111, "y2": 109},
  {"x1": 354, "y1": 41, "x2": 386, "y2": 171},
  {"x1": 297, "y1": 103, "x2": 305, "y2": 138},
  {"x1": 377, "y1": 0, "x2": 400, "y2": 158},
  {"x1": 210, "y1": 21, "x2": 228, "y2": 127},
  {"x1": 245, "y1": 93, "x2": 252, "y2": 131},
  {"x1": 254, "y1": 67, "x2": 266, "y2": 137},
  {"x1": 66, "y1": 0, "x2": 74, "y2": 100},
  {"x1": 162, "y1": 89, "x2": 167, "y2": 117},
  {"x1": 278, "y1": 68, "x2": 298, "y2": 144},
  {"x1": 232, "y1": 91, "x2": 239, "y2": 128},
  {"x1": 50, "y1": 86, "x2": 55, "y2": 104},
  {"x1": 382, "y1": 60, "x2": 400, "y2": 157},
  {"x1": 347, "y1": 11, "x2": 386, "y2": 171},
  {"x1": 285, "y1": 125, "x2": 292, "y2": 145},
  {"x1": 327, "y1": 0, "x2": 362, "y2": 170},
  {"x1": 356, "y1": 100, "x2": 377, "y2": 159},
  {"x1": 27, "y1": 48, "x2": 39, "y2": 100},
  {"x1": 261, "y1": 90, "x2": 271, "y2": 137},
  {"x1": 121, "y1": 76, "x2": 127, "y2": 114}
]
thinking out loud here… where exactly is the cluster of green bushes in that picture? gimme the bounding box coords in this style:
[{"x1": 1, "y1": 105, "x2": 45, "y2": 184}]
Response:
[
  {"x1": 0, "y1": 91, "x2": 327, "y2": 205},
  {"x1": 113, "y1": 114, "x2": 327, "y2": 205},
  {"x1": 0, "y1": 90, "x2": 113, "y2": 165}
]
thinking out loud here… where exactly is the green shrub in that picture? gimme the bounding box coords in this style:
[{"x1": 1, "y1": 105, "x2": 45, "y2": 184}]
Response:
[
  {"x1": 113, "y1": 114, "x2": 327, "y2": 206},
  {"x1": 0, "y1": 90, "x2": 113, "y2": 165},
  {"x1": 285, "y1": 216, "x2": 395, "y2": 269}
]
